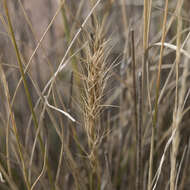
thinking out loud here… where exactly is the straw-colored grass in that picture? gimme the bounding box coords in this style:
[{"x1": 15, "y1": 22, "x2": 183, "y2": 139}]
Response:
[{"x1": 0, "y1": 0, "x2": 189, "y2": 190}]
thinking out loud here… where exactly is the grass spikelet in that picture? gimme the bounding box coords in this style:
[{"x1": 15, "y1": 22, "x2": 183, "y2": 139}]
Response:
[{"x1": 80, "y1": 17, "x2": 110, "y2": 189}]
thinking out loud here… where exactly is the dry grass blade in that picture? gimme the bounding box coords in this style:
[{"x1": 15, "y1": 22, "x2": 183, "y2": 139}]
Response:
[
  {"x1": 170, "y1": 1, "x2": 184, "y2": 190},
  {"x1": 44, "y1": 96, "x2": 76, "y2": 122}
]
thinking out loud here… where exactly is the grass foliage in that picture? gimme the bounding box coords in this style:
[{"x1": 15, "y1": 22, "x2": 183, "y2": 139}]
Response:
[{"x1": 0, "y1": 0, "x2": 189, "y2": 189}]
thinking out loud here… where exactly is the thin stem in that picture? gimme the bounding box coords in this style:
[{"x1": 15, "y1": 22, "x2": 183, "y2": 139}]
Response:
[{"x1": 148, "y1": 1, "x2": 169, "y2": 190}]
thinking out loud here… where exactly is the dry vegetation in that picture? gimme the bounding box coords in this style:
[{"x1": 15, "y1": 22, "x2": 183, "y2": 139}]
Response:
[{"x1": 0, "y1": 0, "x2": 190, "y2": 189}]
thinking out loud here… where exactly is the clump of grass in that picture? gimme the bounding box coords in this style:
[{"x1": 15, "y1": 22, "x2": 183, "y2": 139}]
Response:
[{"x1": 0, "y1": 0, "x2": 190, "y2": 190}]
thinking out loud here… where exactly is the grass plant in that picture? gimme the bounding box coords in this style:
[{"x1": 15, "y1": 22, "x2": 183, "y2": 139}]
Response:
[{"x1": 0, "y1": 0, "x2": 189, "y2": 190}]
